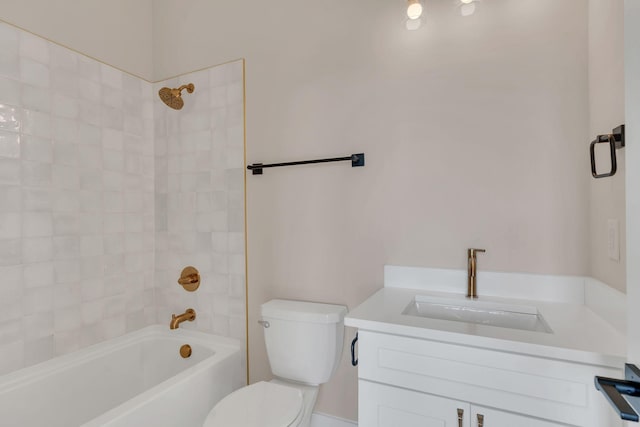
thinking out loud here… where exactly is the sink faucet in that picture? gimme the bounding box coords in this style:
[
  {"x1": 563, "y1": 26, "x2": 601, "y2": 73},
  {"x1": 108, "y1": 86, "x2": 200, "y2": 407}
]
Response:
[
  {"x1": 170, "y1": 308, "x2": 196, "y2": 329},
  {"x1": 467, "y1": 248, "x2": 486, "y2": 299}
]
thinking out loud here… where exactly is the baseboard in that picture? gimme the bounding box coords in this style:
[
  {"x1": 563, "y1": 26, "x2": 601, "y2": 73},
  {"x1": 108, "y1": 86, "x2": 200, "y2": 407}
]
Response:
[{"x1": 311, "y1": 412, "x2": 358, "y2": 427}]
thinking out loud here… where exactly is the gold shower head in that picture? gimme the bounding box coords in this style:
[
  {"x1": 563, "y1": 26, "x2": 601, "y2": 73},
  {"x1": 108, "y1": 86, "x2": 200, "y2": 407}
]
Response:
[{"x1": 158, "y1": 83, "x2": 195, "y2": 110}]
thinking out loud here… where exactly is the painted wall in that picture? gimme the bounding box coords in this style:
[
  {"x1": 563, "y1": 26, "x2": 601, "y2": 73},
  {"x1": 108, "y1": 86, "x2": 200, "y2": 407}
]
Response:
[
  {"x1": 0, "y1": 0, "x2": 153, "y2": 80},
  {"x1": 588, "y1": 0, "x2": 626, "y2": 292},
  {"x1": 153, "y1": 60, "x2": 247, "y2": 379},
  {"x1": 0, "y1": 22, "x2": 156, "y2": 375},
  {"x1": 153, "y1": 0, "x2": 590, "y2": 420},
  {"x1": 625, "y1": 0, "x2": 640, "y2": 363}
]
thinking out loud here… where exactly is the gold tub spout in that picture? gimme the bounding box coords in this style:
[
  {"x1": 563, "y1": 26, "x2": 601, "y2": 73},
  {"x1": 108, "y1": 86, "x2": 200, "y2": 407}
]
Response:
[{"x1": 170, "y1": 308, "x2": 196, "y2": 330}]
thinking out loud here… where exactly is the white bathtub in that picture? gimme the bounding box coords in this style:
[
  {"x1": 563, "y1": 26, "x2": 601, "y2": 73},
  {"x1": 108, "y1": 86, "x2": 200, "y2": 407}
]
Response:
[{"x1": 0, "y1": 325, "x2": 243, "y2": 427}]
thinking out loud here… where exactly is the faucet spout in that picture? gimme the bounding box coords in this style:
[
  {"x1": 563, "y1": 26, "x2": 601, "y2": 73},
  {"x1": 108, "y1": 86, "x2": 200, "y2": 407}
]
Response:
[
  {"x1": 170, "y1": 308, "x2": 196, "y2": 329},
  {"x1": 467, "y1": 248, "x2": 486, "y2": 299}
]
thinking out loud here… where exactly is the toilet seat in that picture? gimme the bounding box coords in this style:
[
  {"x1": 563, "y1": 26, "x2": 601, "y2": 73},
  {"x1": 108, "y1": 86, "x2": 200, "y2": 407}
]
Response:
[{"x1": 203, "y1": 381, "x2": 304, "y2": 427}]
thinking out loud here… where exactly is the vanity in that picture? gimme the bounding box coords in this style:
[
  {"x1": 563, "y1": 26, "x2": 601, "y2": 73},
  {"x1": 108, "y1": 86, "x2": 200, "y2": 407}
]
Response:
[{"x1": 345, "y1": 266, "x2": 626, "y2": 427}]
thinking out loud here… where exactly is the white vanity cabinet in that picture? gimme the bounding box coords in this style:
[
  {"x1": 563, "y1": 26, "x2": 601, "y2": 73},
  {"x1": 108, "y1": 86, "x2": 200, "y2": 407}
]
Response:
[{"x1": 356, "y1": 331, "x2": 622, "y2": 427}]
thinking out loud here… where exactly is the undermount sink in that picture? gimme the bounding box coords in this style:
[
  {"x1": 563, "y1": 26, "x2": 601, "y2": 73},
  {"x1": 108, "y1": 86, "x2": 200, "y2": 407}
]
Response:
[{"x1": 402, "y1": 295, "x2": 552, "y2": 333}]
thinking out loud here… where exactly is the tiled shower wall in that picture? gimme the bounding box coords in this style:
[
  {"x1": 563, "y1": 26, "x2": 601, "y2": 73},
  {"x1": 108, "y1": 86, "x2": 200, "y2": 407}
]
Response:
[
  {"x1": 153, "y1": 61, "x2": 246, "y2": 374},
  {"x1": 0, "y1": 22, "x2": 246, "y2": 376}
]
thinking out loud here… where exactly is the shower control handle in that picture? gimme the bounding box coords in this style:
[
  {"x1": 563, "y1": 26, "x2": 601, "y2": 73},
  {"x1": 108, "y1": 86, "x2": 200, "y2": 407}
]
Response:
[{"x1": 257, "y1": 320, "x2": 270, "y2": 328}]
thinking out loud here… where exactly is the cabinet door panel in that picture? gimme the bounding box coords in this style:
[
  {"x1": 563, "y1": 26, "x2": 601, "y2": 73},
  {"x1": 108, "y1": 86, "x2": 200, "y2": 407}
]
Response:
[
  {"x1": 360, "y1": 380, "x2": 469, "y2": 427},
  {"x1": 471, "y1": 406, "x2": 569, "y2": 427}
]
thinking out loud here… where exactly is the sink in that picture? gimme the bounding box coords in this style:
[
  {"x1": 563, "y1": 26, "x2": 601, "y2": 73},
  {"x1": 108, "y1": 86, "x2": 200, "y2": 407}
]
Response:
[{"x1": 402, "y1": 295, "x2": 552, "y2": 333}]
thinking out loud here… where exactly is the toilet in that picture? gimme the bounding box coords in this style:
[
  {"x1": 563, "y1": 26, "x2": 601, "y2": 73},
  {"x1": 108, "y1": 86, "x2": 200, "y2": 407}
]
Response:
[{"x1": 203, "y1": 299, "x2": 348, "y2": 427}]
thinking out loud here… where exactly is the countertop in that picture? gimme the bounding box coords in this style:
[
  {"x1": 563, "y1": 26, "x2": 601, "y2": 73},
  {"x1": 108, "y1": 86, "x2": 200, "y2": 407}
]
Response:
[{"x1": 345, "y1": 286, "x2": 626, "y2": 368}]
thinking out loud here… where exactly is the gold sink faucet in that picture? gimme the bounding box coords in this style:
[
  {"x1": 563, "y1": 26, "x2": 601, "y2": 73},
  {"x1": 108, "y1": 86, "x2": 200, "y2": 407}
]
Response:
[
  {"x1": 170, "y1": 308, "x2": 196, "y2": 329},
  {"x1": 467, "y1": 248, "x2": 486, "y2": 299}
]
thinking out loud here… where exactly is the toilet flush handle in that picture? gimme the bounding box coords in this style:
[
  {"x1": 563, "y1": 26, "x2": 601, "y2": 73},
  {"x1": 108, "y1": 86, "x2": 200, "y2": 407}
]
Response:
[{"x1": 257, "y1": 320, "x2": 270, "y2": 328}]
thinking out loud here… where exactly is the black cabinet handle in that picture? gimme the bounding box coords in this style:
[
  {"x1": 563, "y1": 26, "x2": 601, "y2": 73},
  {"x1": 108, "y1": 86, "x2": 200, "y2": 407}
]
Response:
[{"x1": 351, "y1": 333, "x2": 358, "y2": 366}]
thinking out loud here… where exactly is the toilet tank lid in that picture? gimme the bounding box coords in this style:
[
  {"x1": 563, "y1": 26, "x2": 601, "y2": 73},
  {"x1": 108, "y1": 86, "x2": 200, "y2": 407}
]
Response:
[{"x1": 261, "y1": 299, "x2": 348, "y2": 324}]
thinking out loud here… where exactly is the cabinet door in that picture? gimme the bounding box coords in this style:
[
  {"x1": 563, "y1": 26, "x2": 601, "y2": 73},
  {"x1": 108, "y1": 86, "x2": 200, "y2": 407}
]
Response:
[
  {"x1": 359, "y1": 380, "x2": 469, "y2": 427},
  {"x1": 471, "y1": 406, "x2": 570, "y2": 427}
]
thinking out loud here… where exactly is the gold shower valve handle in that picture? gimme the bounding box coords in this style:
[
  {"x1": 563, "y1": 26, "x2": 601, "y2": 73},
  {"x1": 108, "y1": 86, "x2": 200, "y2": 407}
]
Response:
[{"x1": 178, "y1": 266, "x2": 200, "y2": 292}]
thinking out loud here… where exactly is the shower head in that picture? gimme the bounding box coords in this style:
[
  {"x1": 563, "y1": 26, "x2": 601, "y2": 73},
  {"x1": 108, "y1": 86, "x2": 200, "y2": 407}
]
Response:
[{"x1": 158, "y1": 83, "x2": 195, "y2": 110}]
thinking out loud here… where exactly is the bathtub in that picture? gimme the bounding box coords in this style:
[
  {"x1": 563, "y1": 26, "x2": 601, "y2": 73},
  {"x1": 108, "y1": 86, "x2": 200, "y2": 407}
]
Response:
[{"x1": 0, "y1": 325, "x2": 243, "y2": 427}]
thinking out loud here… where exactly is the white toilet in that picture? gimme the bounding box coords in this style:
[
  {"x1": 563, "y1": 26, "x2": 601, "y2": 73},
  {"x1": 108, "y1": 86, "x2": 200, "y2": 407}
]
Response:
[{"x1": 203, "y1": 299, "x2": 348, "y2": 427}]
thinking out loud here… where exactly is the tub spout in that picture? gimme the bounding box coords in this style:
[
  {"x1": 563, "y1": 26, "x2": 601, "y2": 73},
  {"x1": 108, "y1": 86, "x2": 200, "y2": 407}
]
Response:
[{"x1": 170, "y1": 308, "x2": 196, "y2": 330}]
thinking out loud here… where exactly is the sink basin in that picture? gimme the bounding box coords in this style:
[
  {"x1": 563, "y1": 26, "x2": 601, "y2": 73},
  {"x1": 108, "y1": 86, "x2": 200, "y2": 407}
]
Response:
[{"x1": 402, "y1": 295, "x2": 552, "y2": 333}]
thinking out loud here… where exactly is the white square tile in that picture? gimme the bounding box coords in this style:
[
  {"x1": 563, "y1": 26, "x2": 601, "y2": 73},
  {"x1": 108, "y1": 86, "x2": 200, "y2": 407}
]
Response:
[
  {"x1": 103, "y1": 170, "x2": 124, "y2": 191},
  {"x1": 78, "y1": 145, "x2": 102, "y2": 169},
  {"x1": 23, "y1": 262, "x2": 54, "y2": 288},
  {"x1": 53, "y1": 236, "x2": 79, "y2": 259},
  {"x1": 19, "y1": 32, "x2": 50, "y2": 64},
  {"x1": 81, "y1": 255, "x2": 103, "y2": 280},
  {"x1": 24, "y1": 335, "x2": 53, "y2": 367},
  {"x1": 0, "y1": 49, "x2": 20, "y2": 80},
  {"x1": 23, "y1": 188, "x2": 50, "y2": 212},
  {"x1": 54, "y1": 306, "x2": 82, "y2": 332},
  {"x1": 53, "y1": 212, "x2": 79, "y2": 235},
  {"x1": 22, "y1": 109, "x2": 52, "y2": 137},
  {"x1": 23, "y1": 312, "x2": 54, "y2": 341},
  {"x1": 0, "y1": 341, "x2": 24, "y2": 375},
  {"x1": 51, "y1": 69, "x2": 79, "y2": 98},
  {"x1": 22, "y1": 161, "x2": 51, "y2": 187},
  {"x1": 22, "y1": 287, "x2": 53, "y2": 314},
  {"x1": 0, "y1": 131, "x2": 21, "y2": 159},
  {"x1": 20, "y1": 57, "x2": 50, "y2": 87},
  {"x1": 52, "y1": 190, "x2": 80, "y2": 212},
  {"x1": 54, "y1": 259, "x2": 80, "y2": 284},
  {"x1": 226, "y1": 81, "x2": 243, "y2": 106},
  {"x1": 101, "y1": 64, "x2": 123, "y2": 89},
  {"x1": 50, "y1": 44, "x2": 78, "y2": 72},
  {"x1": 22, "y1": 84, "x2": 51, "y2": 113},
  {"x1": 52, "y1": 142, "x2": 78, "y2": 166},
  {"x1": 0, "y1": 186, "x2": 21, "y2": 212},
  {"x1": 79, "y1": 190, "x2": 102, "y2": 213},
  {"x1": 0, "y1": 159, "x2": 21, "y2": 185},
  {"x1": 78, "y1": 78, "x2": 101, "y2": 103},
  {"x1": 54, "y1": 283, "x2": 81, "y2": 309},
  {"x1": 52, "y1": 117, "x2": 78, "y2": 144},
  {"x1": 52, "y1": 93, "x2": 79, "y2": 119},
  {"x1": 78, "y1": 100, "x2": 101, "y2": 126},
  {"x1": 78, "y1": 123, "x2": 101, "y2": 146},
  {"x1": 0, "y1": 76, "x2": 21, "y2": 106},
  {"x1": 0, "y1": 213, "x2": 21, "y2": 239},
  {"x1": 78, "y1": 56, "x2": 100, "y2": 82},
  {"x1": 22, "y1": 237, "x2": 53, "y2": 263},
  {"x1": 23, "y1": 212, "x2": 53, "y2": 237},
  {"x1": 209, "y1": 65, "x2": 228, "y2": 88},
  {"x1": 52, "y1": 164, "x2": 79, "y2": 189},
  {"x1": 22, "y1": 135, "x2": 52, "y2": 163},
  {"x1": 0, "y1": 104, "x2": 21, "y2": 133},
  {"x1": 54, "y1": 329, "x2": 80, "y2": 355}
]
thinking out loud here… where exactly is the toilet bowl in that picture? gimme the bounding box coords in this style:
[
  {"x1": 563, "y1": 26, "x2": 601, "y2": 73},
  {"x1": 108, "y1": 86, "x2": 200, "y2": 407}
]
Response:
[{"x1": 203, "y1": 299, "x2": 347, "y2": 427}]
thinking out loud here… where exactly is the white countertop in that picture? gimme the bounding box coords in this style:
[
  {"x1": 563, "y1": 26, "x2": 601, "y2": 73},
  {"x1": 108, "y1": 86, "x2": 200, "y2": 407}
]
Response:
[{"x1": 345, "y1": 285, "x2": 626, "y2": 368}]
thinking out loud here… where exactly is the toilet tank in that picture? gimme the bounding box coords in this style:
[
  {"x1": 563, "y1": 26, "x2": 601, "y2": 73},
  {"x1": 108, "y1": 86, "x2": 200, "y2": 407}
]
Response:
[{"x1": 261, "y1": 299, "x2": 348, "y2": 386}]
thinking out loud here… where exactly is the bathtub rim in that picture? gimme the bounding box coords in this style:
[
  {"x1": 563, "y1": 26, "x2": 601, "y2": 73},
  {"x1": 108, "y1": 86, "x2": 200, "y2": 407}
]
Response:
[{"x1": 0, "y1": 325, "x2": 242, "y2": 394}]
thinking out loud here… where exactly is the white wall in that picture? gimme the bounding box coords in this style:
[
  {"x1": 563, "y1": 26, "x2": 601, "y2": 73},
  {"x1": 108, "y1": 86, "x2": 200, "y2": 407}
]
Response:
[
  {"x1": 154, "y1": 0, "x2": 590, "y2": 420},
  {"x1": 0, "y1": 0, "x2": 154, "y2": 80},
  {"x1": 588, "y1": 0, "x2": 626, "y2": 292},
  {"x1": 624, "y1": 0, "x2": 640, "y2": 362}
]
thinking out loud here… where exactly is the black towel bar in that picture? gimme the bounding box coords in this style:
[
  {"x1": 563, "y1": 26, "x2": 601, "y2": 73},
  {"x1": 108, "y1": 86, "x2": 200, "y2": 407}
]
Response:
[{"x1": 247, "y1": 153, "x2": 365, "y2": 175}]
